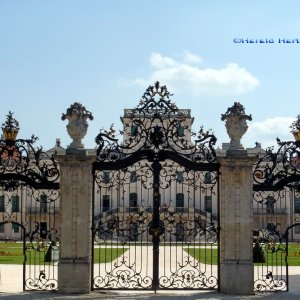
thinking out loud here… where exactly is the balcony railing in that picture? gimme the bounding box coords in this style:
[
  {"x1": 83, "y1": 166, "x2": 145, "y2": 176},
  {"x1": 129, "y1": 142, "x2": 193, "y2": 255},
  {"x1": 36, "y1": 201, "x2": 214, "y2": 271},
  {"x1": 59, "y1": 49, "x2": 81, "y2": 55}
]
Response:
[
  {"x1": 93, "y1": 206, "x2": 215, "y2": 220},
  {"x1": 26, "y1": 207, "x2": 60, "y2": 214}
]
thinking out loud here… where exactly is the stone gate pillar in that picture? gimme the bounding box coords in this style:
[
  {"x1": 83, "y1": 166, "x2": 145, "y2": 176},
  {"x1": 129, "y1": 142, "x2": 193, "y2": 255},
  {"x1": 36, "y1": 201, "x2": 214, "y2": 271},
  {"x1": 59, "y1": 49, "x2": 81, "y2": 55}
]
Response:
[
  {"x1": 57, "y1": 103, "x2": 95, "y2": 293},
  {"x1": 218, "y1": 102, "x2": 256, "y2": 294}
]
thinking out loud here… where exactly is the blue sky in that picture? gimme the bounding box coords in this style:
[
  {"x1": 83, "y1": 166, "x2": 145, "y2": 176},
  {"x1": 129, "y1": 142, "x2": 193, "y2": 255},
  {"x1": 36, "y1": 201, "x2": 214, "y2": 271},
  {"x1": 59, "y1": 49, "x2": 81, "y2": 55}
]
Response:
[{"x1": 1, "y1": 1, "x2": 300, "y2": 150}]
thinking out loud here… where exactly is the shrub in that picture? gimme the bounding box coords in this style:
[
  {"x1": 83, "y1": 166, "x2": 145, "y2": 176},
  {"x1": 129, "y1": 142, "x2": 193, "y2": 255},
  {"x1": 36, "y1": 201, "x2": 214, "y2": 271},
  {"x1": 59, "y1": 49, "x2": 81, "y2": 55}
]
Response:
[{"x1": 253, "y1": 241, "x2": 266, "y2": 263}]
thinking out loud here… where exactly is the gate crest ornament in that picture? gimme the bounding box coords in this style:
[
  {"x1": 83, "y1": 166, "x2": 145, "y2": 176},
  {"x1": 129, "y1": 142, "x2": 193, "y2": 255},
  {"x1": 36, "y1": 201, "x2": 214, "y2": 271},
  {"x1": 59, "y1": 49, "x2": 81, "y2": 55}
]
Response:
[{"x1": 95, "y1": 81, "x2": 217, "y2": 164}]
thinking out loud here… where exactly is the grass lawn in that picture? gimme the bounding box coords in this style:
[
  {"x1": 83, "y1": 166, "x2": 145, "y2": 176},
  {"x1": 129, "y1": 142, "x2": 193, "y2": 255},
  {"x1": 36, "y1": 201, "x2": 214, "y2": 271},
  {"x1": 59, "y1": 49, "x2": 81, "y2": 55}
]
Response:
[
  {"x1": 0, "y1": 242, "x2": 128, "y2": 264},
  {"x1": 183, "y1": 247, "x2": 218, "y2": 265},
  {"x1": 0, "y1": 242, "x2": 58, "y2": 265},
  {"x1": 94, "y1": 247, "x2": 129, "y2": 263},
  {"x1": 184, "y1": 243, "x2": 300, "y2": 266},
  {"x1": 0, "y1": 242, "x2": 24, "y2": 264}
]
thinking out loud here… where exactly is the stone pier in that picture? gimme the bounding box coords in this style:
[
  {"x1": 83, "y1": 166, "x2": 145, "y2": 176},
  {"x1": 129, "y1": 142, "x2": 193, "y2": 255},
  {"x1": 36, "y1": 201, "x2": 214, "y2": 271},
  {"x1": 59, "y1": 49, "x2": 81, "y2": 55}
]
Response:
[
  {"x1": 57, "y1": 103, "x2": 95, "y2": 293},
  {"x1": 218, "y1": 149, "x2": 256, "y2": 294}
]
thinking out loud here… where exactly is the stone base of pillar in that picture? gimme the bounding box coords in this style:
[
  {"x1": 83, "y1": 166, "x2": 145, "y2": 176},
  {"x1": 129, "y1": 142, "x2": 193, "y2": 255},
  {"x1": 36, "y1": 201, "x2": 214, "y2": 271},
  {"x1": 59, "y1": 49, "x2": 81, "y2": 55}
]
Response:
[
  {"x1": 58, "y1": 258, "x2": 91, "y2": 294},
  {"x1": 220, "y1": 260, "x2": 254, "y2": 295}
]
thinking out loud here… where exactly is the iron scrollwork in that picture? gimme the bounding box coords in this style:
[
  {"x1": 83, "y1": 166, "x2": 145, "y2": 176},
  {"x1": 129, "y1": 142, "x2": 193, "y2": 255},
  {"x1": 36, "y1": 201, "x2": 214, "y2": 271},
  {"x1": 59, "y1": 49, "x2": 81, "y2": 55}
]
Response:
[
  {"x1": 254, "y1": 271, "x2": 287, "y2": 292},
  {"x1": 92, "y1": 82, "x2": 219, "y2": 291},
  {"x1": 95, "y1": 81, "x2": 218, "y2": 164},
  {"x1": 252, "y1": 138, "x2": 300, "y2": 293},
  {"x1": 0, "y1": 111, "x2": 60, "y2": 291},
  {"x1": 253, "y1": 139, "x2": 300, "y2": 191}
]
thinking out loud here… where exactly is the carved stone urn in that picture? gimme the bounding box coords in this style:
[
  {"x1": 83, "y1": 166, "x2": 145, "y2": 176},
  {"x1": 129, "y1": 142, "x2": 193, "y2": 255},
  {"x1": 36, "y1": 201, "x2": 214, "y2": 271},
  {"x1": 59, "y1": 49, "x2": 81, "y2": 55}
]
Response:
[
  {"x1": 221, "y1": 102, "x2": 252, "y2": 150},
  {"x1": 62, "y1": 102, "x2": 93, "y2": 149},
  {"x1": 290, "y1": 114, "x2": 300, "y2": 142}
]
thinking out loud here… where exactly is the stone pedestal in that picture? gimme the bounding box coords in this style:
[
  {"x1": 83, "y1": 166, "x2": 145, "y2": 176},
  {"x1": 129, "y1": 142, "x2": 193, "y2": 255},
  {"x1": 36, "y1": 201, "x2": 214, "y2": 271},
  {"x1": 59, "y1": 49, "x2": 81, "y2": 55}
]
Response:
[
  {"x1": 218, "y1": 149, "x2": 256, "y2": 295},
  {"x1": 57, "y1": 149, "x2": 95, "y2": 294}
]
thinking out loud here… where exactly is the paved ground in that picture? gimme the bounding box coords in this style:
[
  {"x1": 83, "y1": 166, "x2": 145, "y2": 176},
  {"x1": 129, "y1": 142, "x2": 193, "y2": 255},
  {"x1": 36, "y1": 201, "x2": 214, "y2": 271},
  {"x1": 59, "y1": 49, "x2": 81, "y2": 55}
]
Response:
[
  {"x1": 0, "y1": 290, "x2": 300, "y2": 300},
  {"x1": 1, "y1": 246, "x2": 300, "y2": 299},
  {"x1": 1, "y1": 268, "x2": 300, "y2": 299}
]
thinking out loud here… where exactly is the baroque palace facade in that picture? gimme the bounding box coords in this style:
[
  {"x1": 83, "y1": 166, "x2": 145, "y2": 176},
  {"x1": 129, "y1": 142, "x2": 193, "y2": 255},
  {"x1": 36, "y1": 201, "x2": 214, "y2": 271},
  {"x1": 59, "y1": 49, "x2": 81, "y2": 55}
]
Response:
[{"x1": 1, "y1": 108, "x2": 300, "y2": 243}]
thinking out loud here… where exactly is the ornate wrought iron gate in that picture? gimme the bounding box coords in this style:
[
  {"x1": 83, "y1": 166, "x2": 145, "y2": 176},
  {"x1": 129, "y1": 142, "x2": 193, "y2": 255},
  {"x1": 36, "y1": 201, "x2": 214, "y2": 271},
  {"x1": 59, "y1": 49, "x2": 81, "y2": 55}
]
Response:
[
  {"x1": 92, "y1": 82, "x2": 220, "y2": 290},
  {"x1": 253, "y1": 138, "x2": 300, "y2": 292},
  {"x1": 0, "y1": 112, "x2": 60, "y2": 291}
]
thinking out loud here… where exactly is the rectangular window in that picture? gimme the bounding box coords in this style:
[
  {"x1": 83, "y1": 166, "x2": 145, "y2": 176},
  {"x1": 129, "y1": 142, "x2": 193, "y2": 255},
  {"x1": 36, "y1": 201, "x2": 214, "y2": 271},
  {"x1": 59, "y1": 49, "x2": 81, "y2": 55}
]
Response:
[
  {"x1": 102, "y1": 195, "x2": 110, "y2": 212},
  {"x1": 12, "y1": 223, "x2": 19, "y2": 233},
  {"x1": 176, "y1": 193, "x2": 184, "y2": 207},
  {"x1": 204, "y1": 172, "x2": 212, "y2": 184},
  {"x1": 266, "y1": 196, "x2": 275, "y2": 214},
  {"x1": 131, "y1": 126, "x2": 137, "y2": 137},
  {"x1": 295, "y1": 224, "x2": 300, "y2": 234},
  {"x1": 176, "y1": 172, "x2": 184, "y2": 183},
  {"x1": 12, "y1": 196, "x2": 20, "y2": 213},
  {"x1": 0, "y1": 224, "x2": 4, "y2": 233},
  {"x1": 295, "y1": 197, "x2": 300, "y2": 214},
  {"x1": 129, "y1": 193, "x2": 138, "y2": 212},
  {"x1": 40, "y1": 222, "x2": 47, "y2": 239},
  {"x1": 102, "y1": 171, "x2": 110, "y2": 183},
  {"x1": 204, "y1": 196, "x2": 212, "y2": 213},
  {"x1": 40, "y1": 195, "x2": 48, "y2": 213},
  {"x1": 0, "y1": 195, "x2": 4, "y2": 212},
  {"x1": 130, "y1": 171, "x2": 137, "y2": 183},
  {"x1": 129, "y1": 193, "x2": 138, "y2": 207},
  {"x1": 177, "y1": 125, "x2": 184, "y2": 137}
]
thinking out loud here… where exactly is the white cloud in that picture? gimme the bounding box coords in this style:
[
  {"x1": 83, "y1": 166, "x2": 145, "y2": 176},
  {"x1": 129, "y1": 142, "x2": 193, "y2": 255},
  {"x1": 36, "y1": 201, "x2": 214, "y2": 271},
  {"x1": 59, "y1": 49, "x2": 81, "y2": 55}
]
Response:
[
  {"x1": 243, "y1": 117, "x2": 295, "y2": 148},
  {"x1": 122, "y1": 52, "x2": 260, "y2": 96},
  {"x1": 150, "y1": 53, "x2": 177, "y2": 69},
  {"x1": 182, "y1": 51, "x2": 203, "y2": 64}
]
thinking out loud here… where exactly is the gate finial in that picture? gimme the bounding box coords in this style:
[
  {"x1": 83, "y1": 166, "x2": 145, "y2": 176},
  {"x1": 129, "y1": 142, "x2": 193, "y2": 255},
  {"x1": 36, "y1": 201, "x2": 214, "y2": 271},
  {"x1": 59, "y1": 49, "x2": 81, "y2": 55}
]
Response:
[
  {"x1": 62, "y1": 102, "x2": 93, "y2": 149},
  {"x1": 221, "y1": 102, "x2": 252, "y2": 150},
  {"x1": 290, "y1": 114, "x2": 300, "y2": 141},
  {"x1": 1, "y1": 111, "x2": 20, "y2": 142}
]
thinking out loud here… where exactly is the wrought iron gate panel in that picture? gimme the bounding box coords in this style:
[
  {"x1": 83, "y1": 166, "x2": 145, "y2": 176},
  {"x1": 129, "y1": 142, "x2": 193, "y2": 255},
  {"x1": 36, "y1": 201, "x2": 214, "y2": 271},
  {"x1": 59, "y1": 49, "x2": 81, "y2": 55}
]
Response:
[
  {"x1": 93, "y1": 164, "x2": 154, "y2": 289},
  {"x1": 157, "y1": 165, "x2": 219, "y2": 289},
  {"x1": 253, "y1": 138, "x2": 300, "y2": 292},
  {"x1": 0, "y1": 112, "x2": 60, "y2": 291},
  {"x1": 92, "y1": 82, "x2": 220, "y2": 291}
]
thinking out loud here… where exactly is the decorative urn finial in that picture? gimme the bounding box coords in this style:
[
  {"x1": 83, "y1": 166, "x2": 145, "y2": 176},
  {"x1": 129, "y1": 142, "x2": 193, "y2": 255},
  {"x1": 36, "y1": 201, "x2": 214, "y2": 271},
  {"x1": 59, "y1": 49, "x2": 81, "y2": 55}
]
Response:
[
  {"x1": 290, "y1": 114, "x2": 300, "y2": 141},
  {"x1": 221, "y1": 102, "x2": 252, "y2": 150},
  {"x1": 1, "y1": 111, "x2": 20, "y2": 142},
  {"x1": 62, "y1": 102, "x2": 93, "y2": 149}
]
